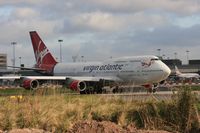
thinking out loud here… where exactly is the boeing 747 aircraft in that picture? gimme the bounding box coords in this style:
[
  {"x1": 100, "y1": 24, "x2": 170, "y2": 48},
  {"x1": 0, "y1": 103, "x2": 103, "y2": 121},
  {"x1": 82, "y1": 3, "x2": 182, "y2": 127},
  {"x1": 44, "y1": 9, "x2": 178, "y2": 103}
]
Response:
[{"x1": 0, "y1": 31, "x2": 171, "y2": 94}]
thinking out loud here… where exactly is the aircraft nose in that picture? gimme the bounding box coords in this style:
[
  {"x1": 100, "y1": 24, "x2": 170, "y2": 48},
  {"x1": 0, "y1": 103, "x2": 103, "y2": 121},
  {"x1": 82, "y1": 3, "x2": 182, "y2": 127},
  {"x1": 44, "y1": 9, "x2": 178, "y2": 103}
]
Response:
[{"x1": 162, "y1": 64, "x2": 171, "y2": 79}]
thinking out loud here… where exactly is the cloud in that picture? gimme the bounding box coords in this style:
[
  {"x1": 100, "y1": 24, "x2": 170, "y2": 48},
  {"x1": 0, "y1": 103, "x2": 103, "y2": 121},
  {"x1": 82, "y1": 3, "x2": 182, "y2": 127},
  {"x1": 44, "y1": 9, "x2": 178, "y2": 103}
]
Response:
[
  {"x1": 60, "y1": 11, "x2": 169, "y2": 34},
  {"x1": 84, "y1": 0, "x2": 200, "y2": 15},
  {"x1": 0, "y1": 0, "x2": 200, "y2": 65},
  {"x1": 72, "y1": 11, "x2": 123, "y2": 32},
  {"x1": 132, "y1": 25, "x2": 200, "y2": 47},
  {"x1": 12, "y1": 7, "x2": 39, "y2": 19}
]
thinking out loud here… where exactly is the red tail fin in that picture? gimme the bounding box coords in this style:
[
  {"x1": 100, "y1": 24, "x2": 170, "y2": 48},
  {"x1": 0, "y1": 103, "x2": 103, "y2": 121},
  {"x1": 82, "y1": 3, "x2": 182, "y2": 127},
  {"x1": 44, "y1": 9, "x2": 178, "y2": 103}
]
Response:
[{"x1": 30, "y1": 31, "x2": 57, "y2": 74}]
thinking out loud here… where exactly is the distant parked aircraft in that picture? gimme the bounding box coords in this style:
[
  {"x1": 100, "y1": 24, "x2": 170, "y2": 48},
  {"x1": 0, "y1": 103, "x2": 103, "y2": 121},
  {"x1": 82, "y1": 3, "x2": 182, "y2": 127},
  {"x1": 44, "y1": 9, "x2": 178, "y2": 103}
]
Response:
[
  {"x1": 0, "y1": 31, "x2": 171, "y2": 94},
  {"x1": 175, "y1": 66, "x2": 199, "y2": 79}
]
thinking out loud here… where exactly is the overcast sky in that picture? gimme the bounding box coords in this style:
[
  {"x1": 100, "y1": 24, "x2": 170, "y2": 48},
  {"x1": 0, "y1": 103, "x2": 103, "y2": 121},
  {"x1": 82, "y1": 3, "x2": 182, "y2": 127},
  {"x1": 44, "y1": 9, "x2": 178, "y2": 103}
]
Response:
[{"x1": 1, "y1": 0, "x2": 200, "y2": 67}]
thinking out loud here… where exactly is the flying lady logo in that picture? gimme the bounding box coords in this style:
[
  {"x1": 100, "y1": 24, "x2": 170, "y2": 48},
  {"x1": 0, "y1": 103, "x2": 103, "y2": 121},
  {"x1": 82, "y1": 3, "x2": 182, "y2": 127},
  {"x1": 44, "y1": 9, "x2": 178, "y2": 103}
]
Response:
[
  {"x1": 35, "y1": 41, "x2": 50, "y2": 66},
  {"x1": 141, "y1": 60, "x2": 152, "y2": 68}
]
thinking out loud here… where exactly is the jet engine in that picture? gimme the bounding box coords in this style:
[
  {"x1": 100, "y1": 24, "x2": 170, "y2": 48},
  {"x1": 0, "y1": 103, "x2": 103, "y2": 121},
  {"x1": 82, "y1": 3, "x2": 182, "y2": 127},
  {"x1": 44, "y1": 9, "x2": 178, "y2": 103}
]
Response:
[
  {"x1": 68, "y1": 80, "x2": 87, "y2": 92},
  {"x1": 22, "y1": 79, "x2": 39, "y2": 90}
]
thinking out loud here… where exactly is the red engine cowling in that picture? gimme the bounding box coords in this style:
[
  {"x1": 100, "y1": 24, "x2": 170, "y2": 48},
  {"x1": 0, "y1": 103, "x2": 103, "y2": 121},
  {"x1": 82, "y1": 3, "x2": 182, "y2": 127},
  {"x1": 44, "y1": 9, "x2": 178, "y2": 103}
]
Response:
[
  {"x1": 68, "y1": 80, "x2": 86, "y2": 91},
  {"x1": 143, "y1": 84, "x2": 152, "y2": 89},
  {"x1": 22, "y1": 79, "x2": 39, "y2": 90}
]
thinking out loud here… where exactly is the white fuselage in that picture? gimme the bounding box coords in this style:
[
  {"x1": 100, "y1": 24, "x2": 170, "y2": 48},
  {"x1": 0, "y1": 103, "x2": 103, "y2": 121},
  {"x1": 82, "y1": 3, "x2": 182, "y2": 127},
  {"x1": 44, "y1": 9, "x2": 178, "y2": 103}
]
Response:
[
  {"x1": 177, "y1": 73, "x2": 199, "y2": 79},
  {"x1": 53, "y1": 56, "x2": 171, "y2": 85}
]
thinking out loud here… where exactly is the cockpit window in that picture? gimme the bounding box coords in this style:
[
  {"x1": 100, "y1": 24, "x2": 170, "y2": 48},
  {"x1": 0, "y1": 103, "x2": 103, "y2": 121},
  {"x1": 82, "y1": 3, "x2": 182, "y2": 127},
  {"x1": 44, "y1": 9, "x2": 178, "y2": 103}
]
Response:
[{"x1": 151, "y1": 58, "x2": 159, "y2": 61}]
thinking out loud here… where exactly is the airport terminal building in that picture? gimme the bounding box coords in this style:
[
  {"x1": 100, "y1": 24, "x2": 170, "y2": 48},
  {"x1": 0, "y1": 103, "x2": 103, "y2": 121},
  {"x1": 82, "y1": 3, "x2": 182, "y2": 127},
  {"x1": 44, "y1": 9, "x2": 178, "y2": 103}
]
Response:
[
  {"x1": 0, "y1": 54, "x2": 7, "y2": 69},
  {"x1": 162, "y1": 59, "x2": 200, "y2": 74}
]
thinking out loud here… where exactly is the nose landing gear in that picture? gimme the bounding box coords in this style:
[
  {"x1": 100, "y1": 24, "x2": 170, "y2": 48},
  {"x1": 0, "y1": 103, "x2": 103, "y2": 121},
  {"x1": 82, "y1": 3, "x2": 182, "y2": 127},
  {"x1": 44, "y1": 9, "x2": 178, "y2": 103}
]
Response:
[{"x1": 144, "y1": 83, "x2": 159, "y2": 93}]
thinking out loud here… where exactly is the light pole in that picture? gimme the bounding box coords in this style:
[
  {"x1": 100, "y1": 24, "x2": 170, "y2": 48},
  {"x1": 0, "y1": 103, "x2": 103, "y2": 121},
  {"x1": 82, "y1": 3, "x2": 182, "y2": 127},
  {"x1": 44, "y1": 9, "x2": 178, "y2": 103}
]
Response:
[
  {"x1": 162, "y1": 54, "x2": 165, "y2": 59},
  {"x1": 11, "y1": 42, "x2": 17, "y2": 72},
  {"x1": 58, "y1": 39, "x2": 63, "y2": 63},
  {"x1": 19, "y1": 57, "x2": 22, "y2": 66},
  {"x1": 81, "y1": 56, "x2": 84, "y2": 62},
  {"x1": 186, "y1": 50, "x2": 189, "y2": 64},
  {"x1": 72, "y1": 56, "x2": 77, "y2": 62},
  {"x1": 157, "y1": 48, "x2": 161, "y2": 57},
  {"x1": 174, "y1": 52, "x2": 177, "y2": 59}
]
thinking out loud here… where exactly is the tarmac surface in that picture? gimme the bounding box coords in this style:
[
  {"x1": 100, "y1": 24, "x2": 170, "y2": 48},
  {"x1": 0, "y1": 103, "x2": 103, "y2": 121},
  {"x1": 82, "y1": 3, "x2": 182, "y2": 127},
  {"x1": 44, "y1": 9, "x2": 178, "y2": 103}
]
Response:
[{"x1": 98, "y1": 91, "x2": 200, "y2": 101}]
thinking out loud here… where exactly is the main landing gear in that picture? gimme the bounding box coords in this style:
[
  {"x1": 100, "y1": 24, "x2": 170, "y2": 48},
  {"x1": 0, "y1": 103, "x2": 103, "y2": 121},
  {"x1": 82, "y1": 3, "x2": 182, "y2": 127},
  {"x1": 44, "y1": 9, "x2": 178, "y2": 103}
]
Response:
[
  {"x1": 148, "y1": 83, "x2": 159, "y2": 93},
  {"x1": 80, "y1": 80, "x2": 104, "y2": 94}
]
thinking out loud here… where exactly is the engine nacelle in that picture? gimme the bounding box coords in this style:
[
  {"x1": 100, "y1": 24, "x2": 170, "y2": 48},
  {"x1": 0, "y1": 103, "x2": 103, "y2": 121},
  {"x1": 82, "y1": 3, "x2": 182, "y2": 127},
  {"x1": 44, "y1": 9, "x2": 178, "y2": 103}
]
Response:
[
  {"x1": 68, "y1": 80, "x2": 86, "y2": 92},
  {"x1": 22, "y1": 79, "x2": 39, "y2": 90}
]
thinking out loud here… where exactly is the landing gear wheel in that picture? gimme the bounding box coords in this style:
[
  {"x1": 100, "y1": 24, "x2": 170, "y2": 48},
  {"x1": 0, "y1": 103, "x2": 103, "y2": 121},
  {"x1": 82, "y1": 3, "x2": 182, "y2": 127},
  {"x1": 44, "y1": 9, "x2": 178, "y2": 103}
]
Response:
[
  {"x1": 85, "y1": 89, "x2": 90, "y2": 94},
  {"x1": 88, "y1": 87, "x2": 95, "y2": 94},
  {"x1": 112, "y1": 88, "x2": 116, "y2": 94},
  {"x1": 112, "y1": 86, "x2": 119, "y2": 94},
  {"x1": 148, "y1": 88, "x2": 153, "y2": 93},
  {"x1": 80, "y1": 90, "x2": 86, "y2": 94},
  {"x1": 96, "y1": 88, "x2": 103, "y2": 94},
  {"x1": 152, "y1": 88, "x2": 156, "y2": 93}
]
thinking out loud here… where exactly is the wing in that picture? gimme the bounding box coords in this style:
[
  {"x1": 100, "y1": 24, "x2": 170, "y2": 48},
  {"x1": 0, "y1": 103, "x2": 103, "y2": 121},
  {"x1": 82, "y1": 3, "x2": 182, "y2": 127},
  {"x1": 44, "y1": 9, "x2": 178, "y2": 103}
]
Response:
[
  {"x1": 0, "y1": 75, "x2": 121, "y2": 92},
  {"x1": 67, "y1": 76, "x2": 121, "y2": 82},
  {"x1": 7, "y1": 66, "x2": 46, "y2": 71},
  {"x1": 0, "y1": 76, "x2": 120, "y2": 81},
  {"x1": 0, "y1": 76, "x2": 21, "y2": 80},
  {"x1": 0, "y1": 76, "x2": 121, "y2": 81}
]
